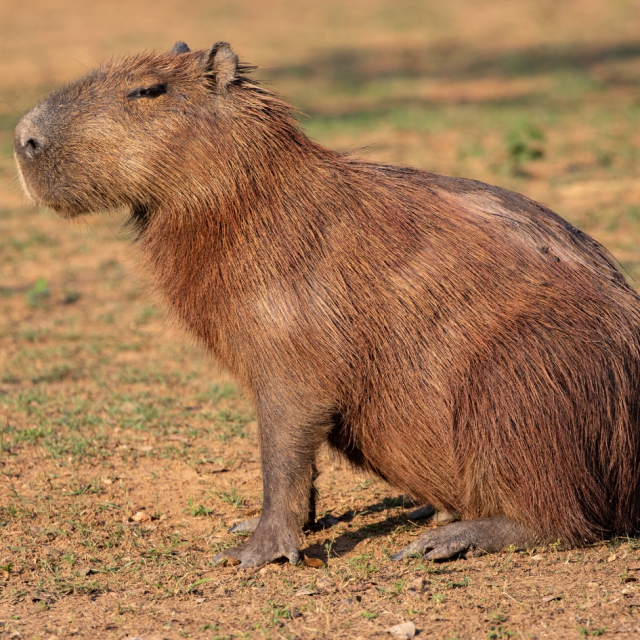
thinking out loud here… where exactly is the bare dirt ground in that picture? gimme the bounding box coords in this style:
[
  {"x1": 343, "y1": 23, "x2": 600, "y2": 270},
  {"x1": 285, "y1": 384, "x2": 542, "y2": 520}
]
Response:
[{"x1": 2, "y1": 1, "x2": 640, "y2": 638}]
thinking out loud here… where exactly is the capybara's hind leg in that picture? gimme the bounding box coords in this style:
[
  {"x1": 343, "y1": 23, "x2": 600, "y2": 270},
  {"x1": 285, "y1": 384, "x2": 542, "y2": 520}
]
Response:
[{"x1": 391, "y1": 516, "x2": 537, "y2": 561}]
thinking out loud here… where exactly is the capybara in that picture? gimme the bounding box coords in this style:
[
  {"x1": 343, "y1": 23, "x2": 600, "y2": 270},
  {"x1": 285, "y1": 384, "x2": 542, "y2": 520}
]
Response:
[{"x1": 14, "y1": 41, "x2": 640, "y2": 568}]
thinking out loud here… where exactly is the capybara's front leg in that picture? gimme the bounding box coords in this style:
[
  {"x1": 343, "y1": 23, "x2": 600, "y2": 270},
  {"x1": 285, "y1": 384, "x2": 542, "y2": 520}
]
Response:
[
  {"x1": 391, "y1": 516, "x2": 538, "y2": 561},
  {"x1": 214, "y1": 396, "x2": 324, "y2": 568},
  {"x1": 227, "y1": 461, "x2": 320, "y2": 534}
]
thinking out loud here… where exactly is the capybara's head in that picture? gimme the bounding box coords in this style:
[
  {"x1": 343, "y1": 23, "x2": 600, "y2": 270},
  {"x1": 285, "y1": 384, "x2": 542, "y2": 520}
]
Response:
[{"x1": 14, "y1": 41, "x2": 275, "y2": 219}]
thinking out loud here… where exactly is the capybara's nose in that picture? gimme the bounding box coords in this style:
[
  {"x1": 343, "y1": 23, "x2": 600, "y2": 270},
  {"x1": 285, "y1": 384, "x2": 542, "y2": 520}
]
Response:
[{"x1": 14, "y1": 117, "x2": 46, "y2": 160}]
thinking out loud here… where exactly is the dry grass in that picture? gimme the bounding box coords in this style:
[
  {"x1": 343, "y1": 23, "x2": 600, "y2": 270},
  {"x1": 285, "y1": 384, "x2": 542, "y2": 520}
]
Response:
[{"x1": 2, "y1": 1, "x2": 640, "y2": 638}]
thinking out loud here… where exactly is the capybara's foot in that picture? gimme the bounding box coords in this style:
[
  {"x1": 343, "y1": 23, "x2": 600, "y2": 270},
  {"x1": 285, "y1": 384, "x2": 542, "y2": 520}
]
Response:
[
  {"x1": 406, "y1": 504, "x2": 436, "y2": 521},
  {"x1": 214, "y1": 524, "x2": 300, "y2": 568},
  {"x1": 391, "y1": 516, "x2": 536, "y2": 561}
]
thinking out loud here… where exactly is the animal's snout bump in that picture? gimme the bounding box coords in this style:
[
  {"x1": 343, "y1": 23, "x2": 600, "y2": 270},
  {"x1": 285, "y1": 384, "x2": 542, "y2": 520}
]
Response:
[
  {"x1": 14, "y1": 118, "x2": 46, "y2": 160},
  {"x1": 23, "y1": 136, "x2": 45, "y2": 158}
]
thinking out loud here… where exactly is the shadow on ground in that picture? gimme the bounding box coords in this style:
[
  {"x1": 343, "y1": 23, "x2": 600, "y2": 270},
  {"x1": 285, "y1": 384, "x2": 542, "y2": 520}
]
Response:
[
  {"x1": 263, "y1": 40, "x2": 640, "y2": 87},
  {"x1": 301, "y1": 495, "x2": 425, "y2": 563}
]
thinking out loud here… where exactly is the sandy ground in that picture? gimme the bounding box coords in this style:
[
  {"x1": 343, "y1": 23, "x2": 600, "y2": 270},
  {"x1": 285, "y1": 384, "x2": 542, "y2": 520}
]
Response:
[{"x1": 2, "y1": 1, "x2": 640, "y2": 638}]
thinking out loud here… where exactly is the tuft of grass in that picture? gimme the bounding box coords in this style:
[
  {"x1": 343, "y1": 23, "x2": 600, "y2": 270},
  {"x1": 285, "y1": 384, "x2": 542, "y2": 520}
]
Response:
[
  {"x1": 31, "y1": 364, "x2": 77, "y2": 384},
  {"x1": 195, "y1": 382, "x2": 239, "y2": 403},
  {"x1": 184, "y1": 497, "x2": 214, "y2": 517},
  {"x1": 24, "y1": 278, "x2": 50, "y2": 308},
  {"x1": 505, "y1": 121, "x2": 545, "y2": 175},
  {"x1": 349, "y1": 553, "x2": 378, "y2": 575},
  {"x1": 578, "y1": 628, "x2": 607, "y2": 637},
  {"x1": 216, "y1": 488, "x2": 245, "y2": 509},
  {"x1": 488, "y1": 627, "x2": 516, "y2": 639}
]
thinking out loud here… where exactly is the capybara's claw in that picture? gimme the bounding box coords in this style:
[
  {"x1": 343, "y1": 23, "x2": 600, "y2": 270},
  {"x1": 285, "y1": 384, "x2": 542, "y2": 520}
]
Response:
[
  {"x1": 228, "y1": 516, "x2": 260, "y2": 533},
  {"x1": 213, "y1": 550, "x2": 240, "y2": 566}
]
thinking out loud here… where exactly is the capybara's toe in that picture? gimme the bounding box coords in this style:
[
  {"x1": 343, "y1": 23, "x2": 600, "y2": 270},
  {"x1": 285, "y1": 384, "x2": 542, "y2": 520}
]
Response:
[{"x1": 228, "y1": 516, "x2": 260, "y2": 533}]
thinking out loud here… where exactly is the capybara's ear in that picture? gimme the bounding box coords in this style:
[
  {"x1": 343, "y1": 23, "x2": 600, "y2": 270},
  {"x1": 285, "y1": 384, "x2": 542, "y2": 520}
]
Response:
[
  {"x1": 171, "y1": 42, "x2": 190, "y2": 54},
  {"x1": 201, "y1": 41, "x2": 239, "y2": 91}
]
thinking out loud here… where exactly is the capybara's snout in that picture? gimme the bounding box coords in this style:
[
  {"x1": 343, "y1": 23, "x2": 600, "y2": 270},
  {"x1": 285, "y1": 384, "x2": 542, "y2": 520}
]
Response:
[
  {"x1": 14, "y1": 104, "x2": 57, "y2": 206},
  {"x1": 14, "y1": 106, "x2": 49, "y2": 164}
]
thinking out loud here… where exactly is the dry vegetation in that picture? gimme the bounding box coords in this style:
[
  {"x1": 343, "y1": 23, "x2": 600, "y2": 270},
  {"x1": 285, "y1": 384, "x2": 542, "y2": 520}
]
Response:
[{"x1": 2, "y1": 1, "x2": 640, "y2": 638}]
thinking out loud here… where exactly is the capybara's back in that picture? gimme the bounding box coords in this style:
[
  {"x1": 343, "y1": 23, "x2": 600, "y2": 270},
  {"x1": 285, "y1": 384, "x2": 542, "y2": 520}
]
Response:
[{"x1": 14, "y1": 41, "x2": 640, "y2": 566}]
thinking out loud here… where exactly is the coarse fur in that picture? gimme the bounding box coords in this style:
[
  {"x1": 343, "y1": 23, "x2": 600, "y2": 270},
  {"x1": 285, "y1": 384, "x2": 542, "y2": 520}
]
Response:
[{"x1": 14, "y1": 42, "x2": 640, "y2": 564}]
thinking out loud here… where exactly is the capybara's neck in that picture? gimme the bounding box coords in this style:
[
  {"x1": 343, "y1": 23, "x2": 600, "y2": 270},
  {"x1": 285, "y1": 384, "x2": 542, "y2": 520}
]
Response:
[{"x1": 132, "y1": 101, "x2": 355, "y2": 375}]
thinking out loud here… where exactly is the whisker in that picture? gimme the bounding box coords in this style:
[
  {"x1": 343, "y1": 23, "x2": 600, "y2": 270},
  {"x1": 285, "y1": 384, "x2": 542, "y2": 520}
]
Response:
[
  {"x1": 79, "y1": 49, "x2": 100, "y2": 65},
  {"x1": 0, "y1": 99, "x2": 23, "y2": 116},
  {"x1": 68, "y1": 57, "x2": 89, "y2": 71},
  {"x1": 9, "y1": 92, "x2": 27, "y2": 110}
]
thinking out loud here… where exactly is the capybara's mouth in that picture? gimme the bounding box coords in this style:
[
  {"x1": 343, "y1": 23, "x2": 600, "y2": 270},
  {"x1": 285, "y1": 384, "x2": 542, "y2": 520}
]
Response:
[
  {"x1": 50, "y1": 202, "x2": 96, "y2": 219},
  {"x1": 25, "y1": 189, "x2": 92, "y2": 219},
  {"x1": 49, "y1": 202, "x2": 76, "y2": 217},
  {"x1": 15, "y1": 161, "x2": 91, "y2": 219},
  {"x1": 18, "y1": 182, "x2": 86, "y2": 219}
]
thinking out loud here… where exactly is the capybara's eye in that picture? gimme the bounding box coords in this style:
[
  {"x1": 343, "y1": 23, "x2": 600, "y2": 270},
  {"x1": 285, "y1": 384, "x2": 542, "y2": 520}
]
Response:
[{"x1": 127, "y1": 83, "x2": 168, "y2": 100}]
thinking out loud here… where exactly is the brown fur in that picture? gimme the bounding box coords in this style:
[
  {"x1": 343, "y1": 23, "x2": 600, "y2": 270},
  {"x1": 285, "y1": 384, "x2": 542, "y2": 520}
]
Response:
[{"x1": 14, "y1": 42, "x2": 640, "y2": 560}]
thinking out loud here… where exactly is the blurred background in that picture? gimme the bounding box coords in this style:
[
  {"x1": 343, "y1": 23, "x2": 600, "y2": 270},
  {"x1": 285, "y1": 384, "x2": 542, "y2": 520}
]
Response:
[
  {"x1": 2, "y1": 0, "x2": 640, "y2": 429},
  {"x1": 3, "y1": 0, "x2": 640, "y2": 268}
]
